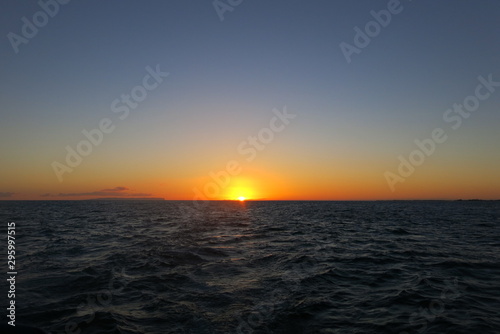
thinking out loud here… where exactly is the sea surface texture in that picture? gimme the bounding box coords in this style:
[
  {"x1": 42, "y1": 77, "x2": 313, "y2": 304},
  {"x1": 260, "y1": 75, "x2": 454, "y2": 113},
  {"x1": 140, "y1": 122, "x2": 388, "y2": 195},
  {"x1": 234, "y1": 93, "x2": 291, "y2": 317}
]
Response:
[{"x1": 1, "y1": 200, "x2": 499, "y2": 334}]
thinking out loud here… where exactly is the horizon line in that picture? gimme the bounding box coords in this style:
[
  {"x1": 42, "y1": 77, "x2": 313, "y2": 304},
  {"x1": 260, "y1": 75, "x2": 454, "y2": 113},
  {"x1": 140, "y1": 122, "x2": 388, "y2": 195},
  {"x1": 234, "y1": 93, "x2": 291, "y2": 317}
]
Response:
[{"x1": 0, "y1": 198, "x2": 498, "y2": 202}]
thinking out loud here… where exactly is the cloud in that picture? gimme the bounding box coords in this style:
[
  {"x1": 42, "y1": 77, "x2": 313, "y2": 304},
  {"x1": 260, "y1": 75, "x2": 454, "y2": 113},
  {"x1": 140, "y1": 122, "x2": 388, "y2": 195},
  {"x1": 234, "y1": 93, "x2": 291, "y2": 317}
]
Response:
[
  {"x1": 101, "y1": 186, "x2": 129, "y2": 192},
  {"x1": 0, "y1": 192, "x2": 14, "y2": 198},
  {"x1": 41, "y1": 186, "x2": 151, "y2": 198}
]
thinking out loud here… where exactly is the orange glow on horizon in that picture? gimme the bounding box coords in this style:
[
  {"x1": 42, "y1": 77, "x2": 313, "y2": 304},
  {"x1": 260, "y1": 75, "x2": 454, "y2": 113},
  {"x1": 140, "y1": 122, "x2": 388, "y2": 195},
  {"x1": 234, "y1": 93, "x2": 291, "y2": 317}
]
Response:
[{"x1": 3, "y1": 156, "x2": 500, "y2": 201}]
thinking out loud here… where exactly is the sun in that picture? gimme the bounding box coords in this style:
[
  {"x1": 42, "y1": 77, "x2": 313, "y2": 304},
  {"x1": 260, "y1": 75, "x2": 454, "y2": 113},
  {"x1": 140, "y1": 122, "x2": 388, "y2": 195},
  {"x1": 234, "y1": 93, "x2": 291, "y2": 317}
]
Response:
[{"x1": 225, "y1": 179, "x2": 256, "y2": 201}]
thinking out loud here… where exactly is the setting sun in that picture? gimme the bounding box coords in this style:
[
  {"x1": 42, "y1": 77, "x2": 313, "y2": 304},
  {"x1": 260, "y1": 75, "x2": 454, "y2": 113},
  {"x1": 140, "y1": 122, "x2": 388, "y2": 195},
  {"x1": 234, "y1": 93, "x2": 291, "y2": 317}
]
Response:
[{"x1": 223, "y1": 177, "x2": 260, "y2": 201}]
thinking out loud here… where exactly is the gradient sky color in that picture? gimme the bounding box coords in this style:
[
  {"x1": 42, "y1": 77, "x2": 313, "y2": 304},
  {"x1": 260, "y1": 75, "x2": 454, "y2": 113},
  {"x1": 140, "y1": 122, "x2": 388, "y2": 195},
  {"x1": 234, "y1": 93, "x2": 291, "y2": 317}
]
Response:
[{"x1": 1, "y1": 0, "x2": 499, "y2": 200}]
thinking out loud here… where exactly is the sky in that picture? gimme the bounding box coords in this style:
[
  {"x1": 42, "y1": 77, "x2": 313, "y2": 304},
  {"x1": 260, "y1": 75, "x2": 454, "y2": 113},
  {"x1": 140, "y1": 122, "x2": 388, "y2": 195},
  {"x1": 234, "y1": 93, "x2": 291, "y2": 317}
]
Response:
[{"x1": 1, "y1": 0, "x2": 499, "y2": 200}]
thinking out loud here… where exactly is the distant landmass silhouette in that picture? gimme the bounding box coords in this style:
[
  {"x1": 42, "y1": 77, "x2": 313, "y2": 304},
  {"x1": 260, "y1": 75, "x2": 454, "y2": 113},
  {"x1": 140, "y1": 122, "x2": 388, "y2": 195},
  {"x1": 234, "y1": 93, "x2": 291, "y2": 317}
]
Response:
[{"x1": 87, "y1": 197, "x2": 165, "y2": 201}]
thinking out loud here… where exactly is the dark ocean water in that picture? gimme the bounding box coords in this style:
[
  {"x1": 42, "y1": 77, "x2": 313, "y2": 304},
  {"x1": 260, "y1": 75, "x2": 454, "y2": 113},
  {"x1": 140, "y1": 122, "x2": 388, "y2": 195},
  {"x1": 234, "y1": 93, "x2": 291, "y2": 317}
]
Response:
[{"x1": 1, "y1": 200, "x2": 499, "y2": 334}]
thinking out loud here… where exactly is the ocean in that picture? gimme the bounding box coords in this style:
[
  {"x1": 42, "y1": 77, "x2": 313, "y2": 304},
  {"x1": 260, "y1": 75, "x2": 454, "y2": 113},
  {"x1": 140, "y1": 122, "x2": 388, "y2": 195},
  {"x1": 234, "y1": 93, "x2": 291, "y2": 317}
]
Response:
[{"x1": 1, "y1": 200, "x2": 499, "y2": 333}]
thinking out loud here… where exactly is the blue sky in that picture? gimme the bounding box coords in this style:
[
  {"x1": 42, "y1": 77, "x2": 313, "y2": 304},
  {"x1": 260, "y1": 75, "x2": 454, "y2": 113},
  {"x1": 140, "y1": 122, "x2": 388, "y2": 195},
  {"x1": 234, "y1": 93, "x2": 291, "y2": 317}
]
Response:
[{"x1": 1, "y1": 0, "x2": 499, "y2": 200}]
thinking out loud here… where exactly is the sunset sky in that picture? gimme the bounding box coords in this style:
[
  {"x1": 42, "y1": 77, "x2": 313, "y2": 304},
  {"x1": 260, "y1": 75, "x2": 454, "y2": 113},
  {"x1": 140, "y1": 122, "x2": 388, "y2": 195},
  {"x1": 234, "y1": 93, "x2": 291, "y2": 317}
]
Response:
[{"x1": 1, "y1": 0, "x2": 499, "y2": 200}]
